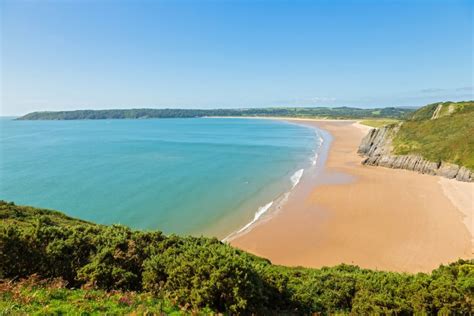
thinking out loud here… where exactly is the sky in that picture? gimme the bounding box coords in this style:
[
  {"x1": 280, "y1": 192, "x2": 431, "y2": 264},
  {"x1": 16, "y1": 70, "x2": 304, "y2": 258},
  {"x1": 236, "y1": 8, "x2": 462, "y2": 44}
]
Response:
[{"x1": 1, "y1": 0, "x2": 473, "y2": 116}]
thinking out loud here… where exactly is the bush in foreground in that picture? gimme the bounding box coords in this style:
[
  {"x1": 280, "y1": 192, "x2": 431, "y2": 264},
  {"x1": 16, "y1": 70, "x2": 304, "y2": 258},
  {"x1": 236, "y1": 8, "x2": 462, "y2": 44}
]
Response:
[{"x1": 0, "y1": 201, "x2": 473, "y2": 314}]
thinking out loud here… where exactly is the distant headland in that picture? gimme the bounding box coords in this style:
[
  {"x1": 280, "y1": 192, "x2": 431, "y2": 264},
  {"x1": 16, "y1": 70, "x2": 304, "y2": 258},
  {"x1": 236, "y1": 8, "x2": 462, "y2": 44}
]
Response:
[{"x1": 16, "y1": 106, "x2": 414, "y2": 120}]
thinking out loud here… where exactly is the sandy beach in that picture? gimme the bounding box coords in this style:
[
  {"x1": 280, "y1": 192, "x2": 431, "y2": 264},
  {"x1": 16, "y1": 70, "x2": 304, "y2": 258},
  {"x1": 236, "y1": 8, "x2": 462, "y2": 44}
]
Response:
[{"x1": 230, "y1": 119, "x2": 473, "y2": 273}]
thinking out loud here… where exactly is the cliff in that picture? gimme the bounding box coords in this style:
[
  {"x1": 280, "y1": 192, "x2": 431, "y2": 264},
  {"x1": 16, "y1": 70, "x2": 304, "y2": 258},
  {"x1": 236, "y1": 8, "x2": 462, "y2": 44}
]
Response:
[{"x1": 358, "y1": 126, "x2": 474, "y2": 182}]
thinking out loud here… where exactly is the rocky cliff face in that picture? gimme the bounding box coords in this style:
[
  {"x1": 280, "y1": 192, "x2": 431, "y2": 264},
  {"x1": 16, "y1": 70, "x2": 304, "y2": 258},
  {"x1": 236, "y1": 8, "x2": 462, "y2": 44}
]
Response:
[{"x1": 358, "y1": 126, "x2": 474, "y2": 182}]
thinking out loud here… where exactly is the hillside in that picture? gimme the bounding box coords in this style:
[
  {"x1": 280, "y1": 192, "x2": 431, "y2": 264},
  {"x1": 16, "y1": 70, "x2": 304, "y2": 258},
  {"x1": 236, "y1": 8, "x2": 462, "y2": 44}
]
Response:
[
  {"x1": 1, "y1": 200, "x2": 473, "y2": 314},
  {"x1": 359, "y1": 101, "x2": 474, "y2": 181},
  {"x1": 392, "y1": 101, "x2": 474, "y2": 170},
  {"x1": 16, "y1": 107, "x2": 413, "y2": 120}
]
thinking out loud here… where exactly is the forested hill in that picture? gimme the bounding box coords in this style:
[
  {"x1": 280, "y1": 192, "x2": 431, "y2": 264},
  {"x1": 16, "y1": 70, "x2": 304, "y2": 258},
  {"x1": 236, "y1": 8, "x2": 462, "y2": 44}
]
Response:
[
  {"x1": 16, "y1": 106, "x2": 413, "y2": 120},
  {"x1": 1, "y1": 200, "x2": 472, "y2": 314}
]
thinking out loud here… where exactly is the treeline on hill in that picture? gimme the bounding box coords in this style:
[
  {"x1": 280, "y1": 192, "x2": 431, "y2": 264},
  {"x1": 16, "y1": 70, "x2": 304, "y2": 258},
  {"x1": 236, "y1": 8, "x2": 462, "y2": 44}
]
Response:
[
  {"x1": 392, "y1": 100, "x2": 474, "y2": 170},
  {"x1": 17, "y1": 106, "x2": 413, "y2": 120},
  {"x1": 0, "y1": 201, "x2": 472, "y2": 314}
]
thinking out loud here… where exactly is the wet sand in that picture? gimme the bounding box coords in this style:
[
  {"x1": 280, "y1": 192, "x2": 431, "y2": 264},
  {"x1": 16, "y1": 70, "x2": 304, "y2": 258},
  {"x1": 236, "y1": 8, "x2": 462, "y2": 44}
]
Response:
[{"x1": 230, "y1": 119, "x2": 473, "y2": 272}]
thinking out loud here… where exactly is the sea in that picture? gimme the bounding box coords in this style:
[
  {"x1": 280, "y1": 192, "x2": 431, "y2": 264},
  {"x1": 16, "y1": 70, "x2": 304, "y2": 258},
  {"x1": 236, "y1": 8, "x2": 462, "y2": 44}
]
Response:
[{"x1": 0, "y1": 117, "x2": 323, "y2": 238}]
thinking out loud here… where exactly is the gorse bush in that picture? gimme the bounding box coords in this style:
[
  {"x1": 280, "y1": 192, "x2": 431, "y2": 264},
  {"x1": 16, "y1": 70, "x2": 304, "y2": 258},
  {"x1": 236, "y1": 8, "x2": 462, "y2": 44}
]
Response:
[
  {"x1": 142, "y1": 238, "x2": 268, "y2": 313},
  {"x1": 0, "y1": 201, "x2": 473, "y2": 314}
]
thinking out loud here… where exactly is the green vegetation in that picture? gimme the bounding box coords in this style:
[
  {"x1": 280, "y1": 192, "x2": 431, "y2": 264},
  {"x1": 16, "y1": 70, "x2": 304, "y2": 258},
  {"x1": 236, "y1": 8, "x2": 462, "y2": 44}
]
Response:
[
  {"x1": 360, "y1": 118, "x2": 400, "y2": 128},
  {"x1": 1, "y1": 201, "x2": 473, "y2": 314},
  {"x1": 392, "y1": 101, "x2": 474, "y2": 170},
  {"x1": 17, "y1": 106, "x2": 414, "y2": 120},
  {"x1": 0, "y1": 276, "x2": 185, "y2": 315}
]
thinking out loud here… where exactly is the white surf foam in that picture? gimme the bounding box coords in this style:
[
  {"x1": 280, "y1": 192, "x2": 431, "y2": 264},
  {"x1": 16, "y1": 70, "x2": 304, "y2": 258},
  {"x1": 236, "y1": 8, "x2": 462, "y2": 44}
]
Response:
[
  {"x1": 310, "y1": 150, "x2": 319, "y2": 165},
  {"x1": 223, "y1": 130, "x2": 327, "y2": 242},
  {"x1": 291, "y1": 169, "x2": 304, "y2": 188},
  {"x1": 309, "y1": 130, "x2": 324, "y2": 166},
  {"x1": 237, "y1": 201, "x2": 273, "y2": 234},
  {"x1": 223, "y1": 168, "x2": 306, "y2": 242},
  {"x1": 222, "y1": 201, "x2": 274, "y2": 242}
]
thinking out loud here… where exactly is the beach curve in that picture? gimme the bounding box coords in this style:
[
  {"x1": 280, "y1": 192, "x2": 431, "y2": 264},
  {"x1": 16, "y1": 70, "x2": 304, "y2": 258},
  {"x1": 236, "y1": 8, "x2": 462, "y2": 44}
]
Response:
[{"x1": 230, "y1": 119, "x2": 473, "y2": 273}]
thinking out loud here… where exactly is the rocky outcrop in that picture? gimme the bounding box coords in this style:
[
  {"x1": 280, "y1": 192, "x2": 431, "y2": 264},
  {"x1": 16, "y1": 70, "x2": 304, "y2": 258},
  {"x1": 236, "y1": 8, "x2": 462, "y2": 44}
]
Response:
[{"x1": 358, "y1": 126, "x2": 474, "y2": 182}]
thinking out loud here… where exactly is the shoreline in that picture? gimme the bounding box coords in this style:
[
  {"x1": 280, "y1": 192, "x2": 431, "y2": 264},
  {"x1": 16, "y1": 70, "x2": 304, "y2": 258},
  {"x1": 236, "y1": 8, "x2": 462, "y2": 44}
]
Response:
[
  {"x1": 230, "y1": 118, "x2": 473, "y2": 273},
  {"x1": 222, "y1": 122, "x2": 329, "y2": 242}
]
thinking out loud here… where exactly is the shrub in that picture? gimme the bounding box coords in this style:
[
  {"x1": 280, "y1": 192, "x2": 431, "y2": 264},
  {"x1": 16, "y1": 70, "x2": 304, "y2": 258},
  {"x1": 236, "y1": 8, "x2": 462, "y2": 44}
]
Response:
[{"x1": 1, "y1": 201, "x2": 473, "y2": 313}]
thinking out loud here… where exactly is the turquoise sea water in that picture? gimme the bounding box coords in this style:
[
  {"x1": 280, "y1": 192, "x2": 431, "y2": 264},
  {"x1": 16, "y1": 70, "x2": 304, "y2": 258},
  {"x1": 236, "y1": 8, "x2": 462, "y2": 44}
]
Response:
[{"x1": 0, "y1": 117, "x2": 319, "y2": 237}]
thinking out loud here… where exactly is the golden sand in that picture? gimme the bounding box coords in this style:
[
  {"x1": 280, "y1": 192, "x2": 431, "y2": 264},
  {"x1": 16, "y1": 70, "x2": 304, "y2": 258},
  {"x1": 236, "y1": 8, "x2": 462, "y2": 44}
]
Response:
[{"x1": 230, "y1": 119, "x2": 473, "y2": 272}]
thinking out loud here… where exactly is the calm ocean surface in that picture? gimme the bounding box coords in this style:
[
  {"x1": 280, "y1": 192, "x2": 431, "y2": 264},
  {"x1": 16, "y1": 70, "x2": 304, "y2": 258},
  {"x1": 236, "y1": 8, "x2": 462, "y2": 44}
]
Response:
[{"x1": 0, "y1": 117, "x2": 320, "y2": 237}]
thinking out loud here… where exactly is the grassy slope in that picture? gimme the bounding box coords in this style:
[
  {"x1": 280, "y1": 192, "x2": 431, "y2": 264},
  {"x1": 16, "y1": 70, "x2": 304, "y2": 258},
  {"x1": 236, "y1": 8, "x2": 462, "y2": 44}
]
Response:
[
  {"x1": 360, "y1": 119, "x2": 400, "y2": 128},
  {"x1": 0, "y1": 278, "x2": 184, "y2": 315},
  {"x1": 1, "y1": 201, "x2": 473, "y2": 314},
  {"x1": 391, "y1": 101, "x2": 474, "y2": 170}
]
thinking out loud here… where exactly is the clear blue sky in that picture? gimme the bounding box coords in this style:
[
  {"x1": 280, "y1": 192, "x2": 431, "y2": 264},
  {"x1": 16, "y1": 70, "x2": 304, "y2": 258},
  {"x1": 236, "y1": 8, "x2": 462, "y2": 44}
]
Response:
[{"x1": 1, "y1": 0, "x2": 473, "y2": 115}]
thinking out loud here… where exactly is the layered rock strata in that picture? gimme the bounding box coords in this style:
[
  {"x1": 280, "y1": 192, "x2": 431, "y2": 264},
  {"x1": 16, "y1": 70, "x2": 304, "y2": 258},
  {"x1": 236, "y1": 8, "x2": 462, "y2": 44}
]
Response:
[{"x1": 358, "y1": 126, "x2": 474, "y2": 182}]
